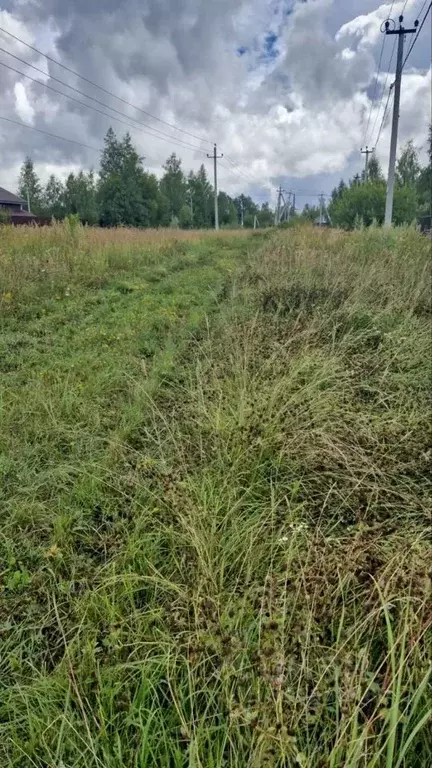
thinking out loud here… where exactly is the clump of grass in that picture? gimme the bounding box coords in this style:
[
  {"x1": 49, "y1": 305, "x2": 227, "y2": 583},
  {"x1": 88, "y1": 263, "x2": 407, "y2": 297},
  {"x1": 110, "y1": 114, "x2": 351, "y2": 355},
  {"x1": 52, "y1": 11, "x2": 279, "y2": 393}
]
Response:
[{"x1": 0, "y1": 225, "x2": 430, "y2": 766}]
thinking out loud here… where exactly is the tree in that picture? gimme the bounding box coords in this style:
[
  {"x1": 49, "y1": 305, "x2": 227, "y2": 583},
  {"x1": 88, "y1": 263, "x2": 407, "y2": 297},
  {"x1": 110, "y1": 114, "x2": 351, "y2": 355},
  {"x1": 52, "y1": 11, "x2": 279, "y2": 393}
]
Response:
[
  {"x1": 18, "y1": 157, "x2": 43, "y2": 214},
  {"x1": 178, "y1": 203, "x2": 193, "y2": 229},
  {"x1": 259, "y1": 202, "x2": 275, "y2": 228},
  {"x1": 416, "y1": 127, "x2": 431, "y2": 216},
  {"x1": 299, "y1": 203, "x2": 320, "y2": 223},
  {"x1": 331, "y1": 179, "x2": 346, "y2": 202},
  {"x1": 188, "y1": 165, "x2": 213, "y2": 228},
  {"x1": 396, "y1": 140, "x2": 421, "y2": 188},
  {"x1": 218, "y1": 191, "x2": 237, "y2": 227},
  {"x1": 234, "y1": 194, "x2": 259, "y2": 227},
  {"x1": 366, "y1": 154, "x2": 384, "y2": 182},
  {"x1": 98, "y1": 129, "x2": 148, "y2": 227},
  {"x1": 43, "y1": 174, "x2": 65, "y2": 219},
  {"x1": 350, "y1": 173, "x2": 361, "y2": 187},
  {"x1": 159, "y1": 154, "x2": 187, "y2": 220},
  {"x1": 329, "y1": 181, "x2": 417, "y2": 228},
  {"x1": 64, "y1": 171, "x2": 98, "y2": 225}
]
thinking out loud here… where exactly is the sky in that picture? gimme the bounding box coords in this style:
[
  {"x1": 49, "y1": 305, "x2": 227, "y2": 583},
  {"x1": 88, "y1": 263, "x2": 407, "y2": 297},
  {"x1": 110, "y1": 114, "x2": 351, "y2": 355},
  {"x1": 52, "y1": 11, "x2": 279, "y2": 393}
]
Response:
[{"x1": 0, "y1": 0, "x2": 430, "y2": 207}]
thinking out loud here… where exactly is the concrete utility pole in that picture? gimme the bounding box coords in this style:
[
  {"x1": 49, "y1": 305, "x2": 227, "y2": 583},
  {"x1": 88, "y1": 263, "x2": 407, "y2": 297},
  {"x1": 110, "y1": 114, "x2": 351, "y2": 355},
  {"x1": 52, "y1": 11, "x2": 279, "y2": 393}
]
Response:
[
  {"x1": 207, "y1": 143, "x2": 223, "y2": 231},
  {"x1": 27, "y1": 185, "x2": 31, "y2": 214},
  {"x1": 274, "y1": 186, "x2": 282, "y2": 226},
  {"x1": 240, "y1": 198, "x2": 244, "y2": 227},
  {"x1": 253, "y1": 215, "x2": 259, "y2": 230},
  {"x1": 383, "y1": 15, "x2": 418, "y2": 226},
  {"x1": 318, "y1": 193, "x2": 325, "y2": 225},
  {"x1": 360, "y1": 146, "x2": 374, "y2": 182}
]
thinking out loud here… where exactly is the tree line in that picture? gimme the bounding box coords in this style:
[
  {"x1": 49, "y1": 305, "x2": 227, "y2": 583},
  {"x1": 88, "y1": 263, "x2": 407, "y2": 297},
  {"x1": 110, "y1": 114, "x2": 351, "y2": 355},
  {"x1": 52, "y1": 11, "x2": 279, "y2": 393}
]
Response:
[
  {"x1": 12, "y1": 126, "x2": 431, "y2": 230},
  {"x1": 15, "y1": 127, "x2": 274, "y2": 229},
  {"x1": 295, "y1": 129, "x2": 431, "y2": 229}
]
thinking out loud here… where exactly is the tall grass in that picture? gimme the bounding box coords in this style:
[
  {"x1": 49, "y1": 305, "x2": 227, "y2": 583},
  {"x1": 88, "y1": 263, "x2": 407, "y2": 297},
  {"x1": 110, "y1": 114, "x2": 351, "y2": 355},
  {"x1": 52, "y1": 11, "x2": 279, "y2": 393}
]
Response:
[{"x1": 0, "y1": 224, "x2": 430, "y2": 766}]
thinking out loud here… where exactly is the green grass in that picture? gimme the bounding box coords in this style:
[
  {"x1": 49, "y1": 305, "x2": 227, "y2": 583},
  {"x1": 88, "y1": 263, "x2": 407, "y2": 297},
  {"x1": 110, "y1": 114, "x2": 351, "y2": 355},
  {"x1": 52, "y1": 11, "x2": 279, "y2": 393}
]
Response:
[{"x1": 0, "y1": 223, "x2": 431, "y2": 767}]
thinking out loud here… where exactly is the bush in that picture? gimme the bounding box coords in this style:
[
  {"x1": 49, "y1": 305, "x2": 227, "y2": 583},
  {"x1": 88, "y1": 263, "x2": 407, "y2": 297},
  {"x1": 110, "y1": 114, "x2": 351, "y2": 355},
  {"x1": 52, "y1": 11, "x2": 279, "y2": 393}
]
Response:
[{"x1": 329, "y1": 181, "x2": 418, "y2": 228}]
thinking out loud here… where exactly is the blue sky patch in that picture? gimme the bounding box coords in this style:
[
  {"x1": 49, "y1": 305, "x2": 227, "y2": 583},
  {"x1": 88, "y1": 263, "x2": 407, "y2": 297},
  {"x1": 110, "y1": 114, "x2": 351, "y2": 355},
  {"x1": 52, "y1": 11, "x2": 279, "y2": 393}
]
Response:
[
  {"x1": 237, "y1": 45, "x2": 248, "y2": 56},
  {"x1": 260, "y1": 31, "x2": 279, "y2": 62}
]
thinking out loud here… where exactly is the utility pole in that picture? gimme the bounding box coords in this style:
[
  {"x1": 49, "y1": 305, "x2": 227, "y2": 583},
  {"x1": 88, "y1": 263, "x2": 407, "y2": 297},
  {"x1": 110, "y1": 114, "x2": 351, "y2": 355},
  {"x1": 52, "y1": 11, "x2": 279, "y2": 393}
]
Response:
[
  {"x1": 187, "y1": 188, "x2": 193, "y2": 226},
  {"x1": 240, "y1": 197, "x2": 244, "y2": 227},
  {"x1": 27, "y1": 185, "x2": 31, "y2": 214},
  {"x1": 383, "y1": 14, "x2": 418, "y2": 226},
  {"x1": 360, "y1": 146, "x2": 374, "y2": 182},
  {"x1": 207, "y1": 143, "x2": 223, "y2": 231},
  {"x1": 318, "y1": 193, "x2": 325, "y2": 226},
  {"x1": 253, "y1": 215, "x2": 259, "y2": 230},
  {"x1": 274, "y1": 186, "x2": 282, "y2": 226}
]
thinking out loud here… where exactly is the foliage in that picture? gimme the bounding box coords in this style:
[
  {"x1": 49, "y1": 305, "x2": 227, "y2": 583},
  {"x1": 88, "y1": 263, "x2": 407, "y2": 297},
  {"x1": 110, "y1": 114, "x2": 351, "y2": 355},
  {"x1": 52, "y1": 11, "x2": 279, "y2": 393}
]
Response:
[
  {"x1": 17, "y1": 156, "x2": 43, "y2": 214},
  {"x1": 329, "y1": 181, "x2": 418, "y2": 228},
  {"x1": 160, "y1": 153, "x2": 188, "y2": 220},
  {"x1": 396, "y1": 139, "x2": 421, "y2": 187},
  {"x1": 64, "y1": 170, "x2": 98, "y2": 225},
  {"x1": 0, "y1": 226, "x2": 430, "y2": 767},
  {"x1": 0, "y1": 207, "x2": 11, "y2": 224},
  {"x1": 43, "y1": 174, "x2": 65, "y2": 220},
  {"x1": 365, "y1": 152, "x2": 384, "y2": 182},
  {"x1": 188, "y1": 164, "x2": 213, "y2": 228}
]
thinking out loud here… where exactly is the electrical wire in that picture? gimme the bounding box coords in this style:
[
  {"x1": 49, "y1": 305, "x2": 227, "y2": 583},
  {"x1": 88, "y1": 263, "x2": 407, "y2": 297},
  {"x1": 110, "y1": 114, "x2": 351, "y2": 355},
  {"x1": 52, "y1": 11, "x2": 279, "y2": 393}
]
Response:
[
  {"x1": 369, "y1": 32, "x2": 397, "y2": 148},
  {"x1": 363, "y1": 32, "x2": 386, "y2": 146},
  {"x1": 222, "y1": 154, "x2": 258, "y2": 185},
  {"x1": 0, "y1": 49, "x2": 209, "y2": 155},
  {"x1": 0, "y1": 25, "x2": 213, "y2": 146},
  {"x1": 375, "y1": 83, "x2": 394, "y2": 147},
  {"x1": 0, "y1": 114, "x2": 101, "y2": 152},
  {"x1": 402, "y1": 1, "x2": 431, "y2": 70}
]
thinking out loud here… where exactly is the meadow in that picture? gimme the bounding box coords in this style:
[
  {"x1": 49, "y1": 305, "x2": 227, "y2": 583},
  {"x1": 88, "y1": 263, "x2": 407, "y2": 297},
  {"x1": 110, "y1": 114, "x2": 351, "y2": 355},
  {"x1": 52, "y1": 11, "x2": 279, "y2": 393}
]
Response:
[{"x1": 0, "y1": 222, "x2": 431, "y2": 767}]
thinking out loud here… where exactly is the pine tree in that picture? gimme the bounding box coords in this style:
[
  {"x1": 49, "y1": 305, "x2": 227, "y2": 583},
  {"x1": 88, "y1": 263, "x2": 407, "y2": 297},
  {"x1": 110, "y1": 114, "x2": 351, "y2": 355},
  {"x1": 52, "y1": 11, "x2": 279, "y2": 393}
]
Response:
[
  {"x1": 188, "y1": 165, "x2": 213, "y2": 228},
  {"x1": 160, "y1": 154, "x2": 187, "y2": 219}
]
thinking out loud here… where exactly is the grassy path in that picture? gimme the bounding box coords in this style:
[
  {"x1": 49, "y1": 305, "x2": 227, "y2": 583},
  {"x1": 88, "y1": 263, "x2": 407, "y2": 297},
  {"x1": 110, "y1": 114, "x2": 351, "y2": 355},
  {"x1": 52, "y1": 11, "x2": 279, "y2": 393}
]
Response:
[{"x1": 0, "y1": 225, "x2": 431, "y2": 766}]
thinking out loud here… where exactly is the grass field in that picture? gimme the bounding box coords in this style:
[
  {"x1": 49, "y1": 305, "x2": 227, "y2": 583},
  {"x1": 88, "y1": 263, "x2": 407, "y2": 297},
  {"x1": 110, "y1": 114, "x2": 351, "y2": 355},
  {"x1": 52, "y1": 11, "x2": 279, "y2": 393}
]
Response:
[{"x1": 0, "y1": 223, "x2": 431, "y2": 767}]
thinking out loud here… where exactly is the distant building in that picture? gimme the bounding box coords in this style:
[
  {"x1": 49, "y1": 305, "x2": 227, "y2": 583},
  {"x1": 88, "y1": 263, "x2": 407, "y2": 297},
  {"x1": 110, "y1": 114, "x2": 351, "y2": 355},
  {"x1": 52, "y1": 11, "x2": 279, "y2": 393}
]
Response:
[
  {"x1": 0, "y1": 187, "x2": 37, "y2": 224},
  {"x1": 314, "y1": 214, "x2": 330, "y2": 227}
]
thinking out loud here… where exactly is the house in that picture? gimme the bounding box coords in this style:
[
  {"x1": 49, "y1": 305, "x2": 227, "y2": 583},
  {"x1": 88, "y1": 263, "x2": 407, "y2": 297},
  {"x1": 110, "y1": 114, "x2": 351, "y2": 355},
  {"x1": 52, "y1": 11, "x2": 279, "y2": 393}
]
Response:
[{"x1": 0, "y1": 186, "x2": 37, "y2": 224}]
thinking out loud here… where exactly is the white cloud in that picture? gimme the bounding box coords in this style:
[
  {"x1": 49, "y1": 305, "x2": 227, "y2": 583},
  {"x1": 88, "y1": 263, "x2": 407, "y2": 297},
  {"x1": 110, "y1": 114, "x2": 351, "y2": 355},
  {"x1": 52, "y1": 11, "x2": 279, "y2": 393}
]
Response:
[
  {"x1": 0, "y1": 0, "x2": 430, "y2": 198},
  {"x1": 14, "y1": 81, "x2": 34, "y2": 123}
]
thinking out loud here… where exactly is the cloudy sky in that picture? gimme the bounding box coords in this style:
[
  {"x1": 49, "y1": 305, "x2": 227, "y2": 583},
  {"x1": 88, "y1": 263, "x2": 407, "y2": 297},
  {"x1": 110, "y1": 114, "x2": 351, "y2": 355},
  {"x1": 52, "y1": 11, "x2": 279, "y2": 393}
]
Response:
[{"x1": 0, "y1": 0, "x2": 430, "y2": 205}]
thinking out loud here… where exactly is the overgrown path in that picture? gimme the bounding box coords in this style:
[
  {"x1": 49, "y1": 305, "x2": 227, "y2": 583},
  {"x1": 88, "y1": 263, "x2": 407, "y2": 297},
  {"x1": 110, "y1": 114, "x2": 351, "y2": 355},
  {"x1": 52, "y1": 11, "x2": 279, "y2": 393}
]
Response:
[{"x1": 0, "y1": 225, "x2": 431, "y2": 767}]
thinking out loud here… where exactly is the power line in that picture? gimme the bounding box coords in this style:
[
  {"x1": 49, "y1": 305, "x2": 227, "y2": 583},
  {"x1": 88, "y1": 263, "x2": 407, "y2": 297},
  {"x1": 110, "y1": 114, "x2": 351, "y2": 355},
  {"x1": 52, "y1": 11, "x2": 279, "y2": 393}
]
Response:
[
  {"x1": 363, "y1": 32, "x2": 386, "y2": 146},
  {"x1": 370, "y1": 33, "x2": 397, "y2": 147},
  {"x1": 0, "y1": 25, "x2": 213, "y2": 146},
  {"x1": 223, "y1": 154, "x2": 258, "y2": 185},
  {"x1": 0, "y1": 114, "x2": 101, "y2": 152},
  {"x1": 370, "y1": 0, "x2": 410, "y2": 148},
  {"x1": 402, "y1": 1, "x2": 431, "y2": 70},
  {"x1": 0, "y1": 49, "x2": 209, "y2": 155},
  {"x1": 375, "y1": 83, "x2": 394, "y2": 147}
]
